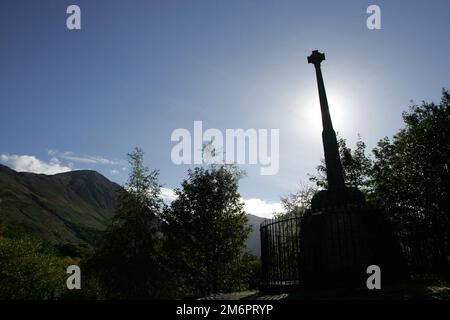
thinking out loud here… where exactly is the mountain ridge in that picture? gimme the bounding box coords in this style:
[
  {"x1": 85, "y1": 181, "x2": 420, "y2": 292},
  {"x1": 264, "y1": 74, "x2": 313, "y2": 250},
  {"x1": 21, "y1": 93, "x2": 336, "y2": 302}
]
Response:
[
  {"x1": 0, "y1": 164, "x2": 264, "y2": 255},
  {"x1": 0, "y1": 164, "x2": 120, "y2": 244}
]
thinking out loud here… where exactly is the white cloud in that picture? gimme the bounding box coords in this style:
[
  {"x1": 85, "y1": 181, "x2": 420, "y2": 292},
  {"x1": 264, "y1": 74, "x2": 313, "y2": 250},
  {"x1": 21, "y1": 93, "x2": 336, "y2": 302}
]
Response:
[
  {"x1": 160, "y1": 187, "x2": 178, "y2": 203},
  {"x1": 110, "y1": 169, "x2": 120, "y2": 175},
  {"x1": 157, "y1": 187, "x2": 282, "y2": 219},
  {"x1": 0, "y1": 154, "x2": 72, "y2": 175},
  {"x1": 243, "y1": 198, "x2": 284, "y2": 219},
  {"x1": 47, "y1": 150, "x2": 122, "y2": 165}
]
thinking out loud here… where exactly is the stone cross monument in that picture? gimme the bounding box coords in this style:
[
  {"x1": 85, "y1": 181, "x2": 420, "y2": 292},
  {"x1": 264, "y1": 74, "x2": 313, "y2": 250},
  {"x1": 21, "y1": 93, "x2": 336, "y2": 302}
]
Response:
[
  {"x1": 258, "y1": 50, "x2": 407, "y2": 290},
  {"x1": 297, "y1": 50, "x2": 406, "y2": 288},
  {"x1": 307, "y1": 50, "x2": 345, "y2": 191},
  {"x1": 307, "y1": 50, "x2": 365, "y2": 210}
]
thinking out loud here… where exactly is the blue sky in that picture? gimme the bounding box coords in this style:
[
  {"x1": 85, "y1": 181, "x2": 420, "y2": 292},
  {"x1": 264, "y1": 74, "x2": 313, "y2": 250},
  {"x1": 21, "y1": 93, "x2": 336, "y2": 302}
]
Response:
[{"x1": 1, "y1": 0, "x2": 449, "y2": 217}]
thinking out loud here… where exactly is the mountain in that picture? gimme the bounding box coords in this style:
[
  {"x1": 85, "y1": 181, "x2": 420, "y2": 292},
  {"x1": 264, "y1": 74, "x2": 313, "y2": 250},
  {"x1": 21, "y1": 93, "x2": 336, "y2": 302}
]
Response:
[
  {"x1": 0, "y1": 164, "x2": 265, "y2": 255},
  {"x1": 0, "y1": 164, "x2": 119, "y2": 245},
  {"x1": 245, "y1": 214, "x2": 265, "y2": 256}
]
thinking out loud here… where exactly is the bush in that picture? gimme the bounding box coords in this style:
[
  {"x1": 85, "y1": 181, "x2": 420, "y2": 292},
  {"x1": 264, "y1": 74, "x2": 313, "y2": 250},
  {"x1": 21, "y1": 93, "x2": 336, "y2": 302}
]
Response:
[{"x1": 0, "y1": 236, "x2": 72, "y2": 300}]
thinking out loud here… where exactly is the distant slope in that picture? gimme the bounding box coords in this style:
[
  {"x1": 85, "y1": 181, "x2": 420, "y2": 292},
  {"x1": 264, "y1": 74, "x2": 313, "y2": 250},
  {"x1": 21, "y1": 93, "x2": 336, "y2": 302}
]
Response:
[
  {"x1": 0, "y1": 164, "x2": 119, "y2": 244},
  {"x1": 0, "y1": 164, "x2": 267, "y2": 255},
  {"x1": 245, "y1": 214, "x2": 265, "y2": 257}
]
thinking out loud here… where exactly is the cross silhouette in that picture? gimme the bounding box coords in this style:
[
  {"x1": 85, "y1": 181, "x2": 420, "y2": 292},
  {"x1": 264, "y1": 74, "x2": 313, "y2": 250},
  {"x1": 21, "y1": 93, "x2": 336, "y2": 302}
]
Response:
[
  {"x1": 307, "y1": 50, "x2": 345, "y2": 191},
  {"x1": 307, "y1": 50, "x2": 325, "y2": 66}
]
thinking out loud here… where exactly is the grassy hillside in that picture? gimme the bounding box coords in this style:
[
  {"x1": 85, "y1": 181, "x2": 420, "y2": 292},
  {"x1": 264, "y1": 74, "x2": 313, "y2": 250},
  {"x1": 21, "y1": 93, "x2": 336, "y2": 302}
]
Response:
[{"x1": 0, "y1": 164, "x2": 119, "y2": 244}]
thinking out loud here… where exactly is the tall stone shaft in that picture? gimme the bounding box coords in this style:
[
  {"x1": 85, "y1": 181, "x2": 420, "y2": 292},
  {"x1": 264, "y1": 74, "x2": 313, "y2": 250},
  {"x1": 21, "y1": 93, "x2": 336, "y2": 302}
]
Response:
[{"x1": 308, "y1": 50, "x2": 345, "y2": 191}]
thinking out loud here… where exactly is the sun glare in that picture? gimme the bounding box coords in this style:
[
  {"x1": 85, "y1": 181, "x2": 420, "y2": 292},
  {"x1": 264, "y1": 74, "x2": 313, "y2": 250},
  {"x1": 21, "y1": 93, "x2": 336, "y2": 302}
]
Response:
[{"x1": 300, "y1": 89, "x2": 349, "y2": 136}]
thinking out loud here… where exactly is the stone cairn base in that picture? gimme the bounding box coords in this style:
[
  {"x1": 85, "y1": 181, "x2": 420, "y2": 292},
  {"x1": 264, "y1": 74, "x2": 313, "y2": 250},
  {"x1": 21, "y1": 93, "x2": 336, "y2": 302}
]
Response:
[{"x1": 299, "y1": 188, "x2": 407, "y2": 288}]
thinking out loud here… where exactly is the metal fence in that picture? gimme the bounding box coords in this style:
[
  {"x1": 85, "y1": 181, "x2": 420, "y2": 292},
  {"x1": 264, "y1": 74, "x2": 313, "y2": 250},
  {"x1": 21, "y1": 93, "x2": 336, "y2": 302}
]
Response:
[
  {"x1": 260, "y1": 206, "x2": 449, "y2": 289},
  {"x1": 260, "y1": 214, "x2": 302, "y2": 288}
]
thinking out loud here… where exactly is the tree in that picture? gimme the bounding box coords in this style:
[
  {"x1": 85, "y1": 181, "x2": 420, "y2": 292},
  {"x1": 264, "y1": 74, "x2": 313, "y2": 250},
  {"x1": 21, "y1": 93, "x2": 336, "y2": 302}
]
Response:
[
  {"x1": 93, "y1": 147, "x2": 167, "y2": 298},
  {"x1": 278, "y1": 183, "x2": 317, "y2": 218},
  {"x1": 220, "y1": 250, "x2": 261, "y2": 291},
  {"x1": 162, "y1": 165, "x2": 251, "y2": 297},
  {"x1": 372, "y1": 90, "x2": 450, "y2": 273},
  {"x1": 0, "y1": 236, "x2": 70, "y2": 300},
  {"x1": 0, "y1": 216, "x2": 4, "y2": 237},
  {"x1": 373, "y1": 90, "x2": 449, "y2": 212}
]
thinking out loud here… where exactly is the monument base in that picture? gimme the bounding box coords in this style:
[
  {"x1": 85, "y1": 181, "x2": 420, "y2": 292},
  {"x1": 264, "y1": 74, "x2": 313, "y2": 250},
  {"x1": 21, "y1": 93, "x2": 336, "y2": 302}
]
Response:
[
  {"x1": 311, "y1": 187, "x2": 366, "y2": 210},
  {"x1": 299, "y1": 202, "x2": 407, "y2": 288}
]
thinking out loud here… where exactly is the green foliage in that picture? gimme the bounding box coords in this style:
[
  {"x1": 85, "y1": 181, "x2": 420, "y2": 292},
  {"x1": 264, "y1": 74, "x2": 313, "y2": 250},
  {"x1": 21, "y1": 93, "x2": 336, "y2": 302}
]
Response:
[
  {"x1": 372, "y1": 90, "x2": 450, "y2": 273},
  {"x1": 0, "y1": 215, "x2": 5, "y2": 237},
  {"x1": 162, "y1": 165, "x2": 251, "y2": 297},
  {"x1": 57, "y1": 243, "x2": 93, "y2": 259},
  {"x1": 220, "y1": 250, "x2": 261, "y2": 291},
  {"x1": 92, "y1": 147, "x2": 168, "y2": 299},
  {"x1": 87, "y1": 153, "x2": 256, "y2": 299},
  {"x1": 0, "y1": 236, "x2": 70, "y2": 300},
  {"x1": 279, "y1": 183, "x2": 317, "y2": 217},
  {"x1": 372, "y1": 90, "x2": 449, "y2": 214}
]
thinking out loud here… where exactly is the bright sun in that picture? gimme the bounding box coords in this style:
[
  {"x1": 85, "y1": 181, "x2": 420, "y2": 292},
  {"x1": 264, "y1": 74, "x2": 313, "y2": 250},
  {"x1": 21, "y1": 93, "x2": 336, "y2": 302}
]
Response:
[{"x1": 302, "y1": 89, "x2": 348, "y2": 135}]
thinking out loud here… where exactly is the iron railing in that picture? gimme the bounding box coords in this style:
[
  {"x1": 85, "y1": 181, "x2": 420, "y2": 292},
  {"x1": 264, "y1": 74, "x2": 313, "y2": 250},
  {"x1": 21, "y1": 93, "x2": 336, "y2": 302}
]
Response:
[
  {"x1": 260, "y1": 206, "x2": 449, "y2": 289},
  {"x1": 260, "y1": 214, "x2": 302, "y2": 288}
]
